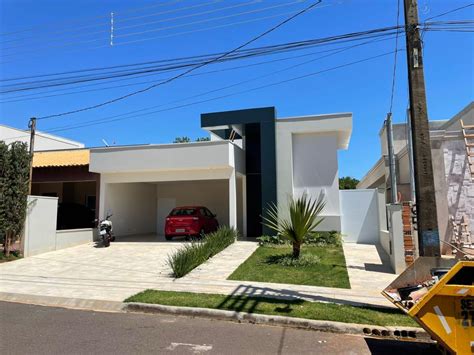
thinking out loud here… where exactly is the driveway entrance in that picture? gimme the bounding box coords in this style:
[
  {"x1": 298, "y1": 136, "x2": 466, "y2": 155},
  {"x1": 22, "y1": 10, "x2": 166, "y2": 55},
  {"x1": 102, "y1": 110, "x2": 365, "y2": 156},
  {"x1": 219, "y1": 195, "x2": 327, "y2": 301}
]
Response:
[{"x1": 0, "y1": 239, "x2": 183, "y2": 302}]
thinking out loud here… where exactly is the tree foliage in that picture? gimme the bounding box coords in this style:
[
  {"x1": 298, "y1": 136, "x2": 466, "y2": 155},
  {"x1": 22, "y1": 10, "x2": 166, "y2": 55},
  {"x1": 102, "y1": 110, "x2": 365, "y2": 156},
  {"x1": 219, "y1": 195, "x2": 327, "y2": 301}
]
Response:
[
  {"x1": 173, "y1": 136, "x2": 210, "y2": 143},
  {"x1": 262, "y1": 193, "x2": 326, "y2": 259},
  {"x1": 173, "y1": 136, "x2": 191, "y2": 143},
  {"x1": 339, "y1": 176, "x2": 360, "y2": 190},
  {"x1": 0, "y1": 141, "x2": 30, "y2": 256},
  {"x1": 195, "y1": 137, "x2": 210, "y2": 142}
]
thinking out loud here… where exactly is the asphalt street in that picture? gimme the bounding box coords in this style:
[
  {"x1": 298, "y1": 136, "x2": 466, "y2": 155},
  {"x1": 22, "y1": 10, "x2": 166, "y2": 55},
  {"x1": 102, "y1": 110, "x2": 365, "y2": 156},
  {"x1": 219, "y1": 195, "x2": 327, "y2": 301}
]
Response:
[{"x1": 0, "y1": 301, "x2": 438, "y2": 355}]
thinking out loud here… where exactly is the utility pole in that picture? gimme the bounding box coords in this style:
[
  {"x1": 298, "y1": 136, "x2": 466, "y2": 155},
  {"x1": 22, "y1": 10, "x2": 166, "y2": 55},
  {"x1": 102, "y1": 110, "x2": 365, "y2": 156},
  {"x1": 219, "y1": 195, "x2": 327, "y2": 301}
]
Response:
[
  {"x1": 385, "y1": 113, "x2": 398, "y2": 204},
  {"x1": 28, "y1": 117, "x2": 36, "y2": 194},
  {"x1": 403, "y1": 0, "x2": 440, "y2": 256}
]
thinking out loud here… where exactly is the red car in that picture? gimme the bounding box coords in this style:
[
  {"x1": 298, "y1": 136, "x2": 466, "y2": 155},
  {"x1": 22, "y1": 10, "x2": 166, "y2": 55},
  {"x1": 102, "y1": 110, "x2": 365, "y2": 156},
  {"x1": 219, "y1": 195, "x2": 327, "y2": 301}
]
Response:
[{"x1": 165, "y1": 206, "x2": 219, "y2": 240}]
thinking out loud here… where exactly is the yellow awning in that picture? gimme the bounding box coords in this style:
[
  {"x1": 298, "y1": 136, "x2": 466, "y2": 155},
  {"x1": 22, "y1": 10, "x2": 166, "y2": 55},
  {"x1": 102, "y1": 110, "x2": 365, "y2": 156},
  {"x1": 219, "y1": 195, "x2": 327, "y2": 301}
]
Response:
[{"x1": 33, "y1": 149, "x2": 90, "y2": 168}]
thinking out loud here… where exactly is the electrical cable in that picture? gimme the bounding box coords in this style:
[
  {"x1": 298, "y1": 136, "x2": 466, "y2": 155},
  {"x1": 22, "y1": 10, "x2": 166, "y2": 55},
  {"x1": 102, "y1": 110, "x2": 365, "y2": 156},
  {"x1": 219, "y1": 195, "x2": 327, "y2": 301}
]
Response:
[
  {"x1": 1, "y1": 25, "x2": 402, "y2": 93},
  {"x1": 423, "y1": 3, "x2": 474, "y2": 22},
  {"x1": 34, "y1": 1, "x2": 323, "y2": 120},
  {"x1": 2, "y1": 34, "x2": 395, "y2": 104},
  {"x1": 44, "y1": 50, "x2": 400, "y2": 133},
  {"x1": 0, "y1": 0, "x2": 183, "y2": 38},
  {"x1": 388, "y1": 0, "x2": 401, "y2": 114}
]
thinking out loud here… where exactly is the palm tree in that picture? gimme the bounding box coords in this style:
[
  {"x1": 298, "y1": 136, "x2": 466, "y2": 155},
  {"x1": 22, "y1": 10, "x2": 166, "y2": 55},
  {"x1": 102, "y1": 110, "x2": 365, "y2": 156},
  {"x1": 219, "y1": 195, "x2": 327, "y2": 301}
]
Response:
[{"x1": 262, "y1": 193, "x2": 326, "y2": 259}]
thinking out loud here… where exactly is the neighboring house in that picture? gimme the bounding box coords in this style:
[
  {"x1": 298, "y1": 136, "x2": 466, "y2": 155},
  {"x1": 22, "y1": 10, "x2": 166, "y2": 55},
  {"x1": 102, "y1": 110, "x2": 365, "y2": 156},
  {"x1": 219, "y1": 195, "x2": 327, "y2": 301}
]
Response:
[
  {"x1": 357, "y1": 102, "x2": 474, "y2": 252},
  {"x1": 31, "y1": 149, "x2": 100, "y2": 229},
  {"x1": 0, "y1": 124, "x2": 84, "y2": 151},
  {"x1": 2, "y1": 124, "x2": 96, "y2": 229},
  {"x1": 89, "y1": 107, "x2": 354, "y2": 238}
]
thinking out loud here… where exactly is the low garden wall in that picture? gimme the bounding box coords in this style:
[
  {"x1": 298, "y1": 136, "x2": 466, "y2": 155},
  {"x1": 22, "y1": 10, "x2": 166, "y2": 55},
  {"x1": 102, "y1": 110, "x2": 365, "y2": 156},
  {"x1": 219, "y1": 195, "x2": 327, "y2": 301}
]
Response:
[{"x1": 23, "y1": 195, "x2": 95, "y2": 257}]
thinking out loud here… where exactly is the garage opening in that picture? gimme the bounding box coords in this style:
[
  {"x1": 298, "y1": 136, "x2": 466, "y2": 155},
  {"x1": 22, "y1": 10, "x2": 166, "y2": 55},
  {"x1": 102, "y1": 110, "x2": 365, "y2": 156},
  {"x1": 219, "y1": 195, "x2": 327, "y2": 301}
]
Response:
[{"x1": 104, "y1": 178, "x2": 244, "y2": 240}]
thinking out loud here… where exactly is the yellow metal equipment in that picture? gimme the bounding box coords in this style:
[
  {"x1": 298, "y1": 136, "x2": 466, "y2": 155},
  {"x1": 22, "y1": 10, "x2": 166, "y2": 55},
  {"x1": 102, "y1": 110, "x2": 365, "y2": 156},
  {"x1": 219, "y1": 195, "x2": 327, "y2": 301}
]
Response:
[{"x1": 383, "y1": 258, "x2": 473, "y2": 354}]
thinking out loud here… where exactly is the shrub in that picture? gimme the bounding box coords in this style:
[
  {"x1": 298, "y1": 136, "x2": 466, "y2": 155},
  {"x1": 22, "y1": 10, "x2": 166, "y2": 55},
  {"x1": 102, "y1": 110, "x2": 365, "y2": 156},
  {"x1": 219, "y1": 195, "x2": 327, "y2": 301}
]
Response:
[
  {"x1": 167, "y1": 227, "x2": 238, "y2": 278},
  {"x1": 305, "y1": 231, "x2": 342, "y2": 246},
  {"x1": 256, "y1": 235, "x2": 287, "y2": 246},
  {"x1": 262, "y1": 192, "x2": 326, "y2": 258},
  {"x1": 266, "y1": 253, "x2": 321, "y2": 267}
]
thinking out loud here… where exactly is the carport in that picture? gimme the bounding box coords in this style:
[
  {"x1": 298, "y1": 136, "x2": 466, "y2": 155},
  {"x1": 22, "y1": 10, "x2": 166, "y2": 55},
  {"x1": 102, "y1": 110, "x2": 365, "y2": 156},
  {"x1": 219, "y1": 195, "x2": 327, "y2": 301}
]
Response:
[{"x1": 89, "y1": 141, "x2": 246, "y2": 239}]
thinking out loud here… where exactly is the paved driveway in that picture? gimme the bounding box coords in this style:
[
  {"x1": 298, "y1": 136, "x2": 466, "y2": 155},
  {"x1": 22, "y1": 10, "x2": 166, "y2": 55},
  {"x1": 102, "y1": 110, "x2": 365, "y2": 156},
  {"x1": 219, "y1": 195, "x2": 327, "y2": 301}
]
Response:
[{"x1": 0, "y1": 237, "x2": 183, "y2": 302}]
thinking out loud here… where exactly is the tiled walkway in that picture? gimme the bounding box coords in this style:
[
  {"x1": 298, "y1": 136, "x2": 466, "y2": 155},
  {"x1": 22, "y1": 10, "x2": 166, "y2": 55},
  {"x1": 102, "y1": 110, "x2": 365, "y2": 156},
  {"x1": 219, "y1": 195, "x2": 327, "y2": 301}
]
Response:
[{"x1": 0, "y1": 238, "x2": 397, "y2": 308}]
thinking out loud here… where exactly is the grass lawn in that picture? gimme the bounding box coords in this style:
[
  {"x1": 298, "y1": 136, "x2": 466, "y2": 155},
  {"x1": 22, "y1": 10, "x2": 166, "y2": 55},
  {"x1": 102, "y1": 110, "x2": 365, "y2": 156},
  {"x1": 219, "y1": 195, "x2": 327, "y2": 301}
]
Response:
[
  {"x1": 227, "y1": 244, "x2": 350, "y2": 288},
  {"x1": 125, "y1": 290, "x2": 416, "y2": 327}
]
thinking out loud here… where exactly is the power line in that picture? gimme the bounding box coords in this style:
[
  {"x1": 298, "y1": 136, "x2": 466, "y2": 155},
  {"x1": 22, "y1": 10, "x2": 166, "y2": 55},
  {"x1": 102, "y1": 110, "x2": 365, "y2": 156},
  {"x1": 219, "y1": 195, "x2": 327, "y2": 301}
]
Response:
[
  {"x1": 2, "y1": 35, "x2": 395, "y2": 104},
  {"x1": 0, "y1": 0, "x2": 183, "y2": 38},
  {"x1": 44, "y1": 50, "x2": 399, "y2": 133},
  {"x1": 423, "y1": 3, "x2": 474, "y2": 22},
  {"x1": 115, "y1": 0, "x2": 258, "y2": 32},
  {"x1": 0, "y1": 3, "x2": 308, "y2": 59},
  {"x1": 36, "y1": 0, "x2": 324, "y2": 120},
  {"x1": 388, "y1": 0, "x2": 401, "y2": 114},
  {"x1": 1, "y1": 25, "x2": 402, "y2": 93},
  {"x1": 114, "y1": 0, "x2": 306, "y2": 39},
  {"x1": 115, "y1": 0, "x2": 220, "y2": 24}
]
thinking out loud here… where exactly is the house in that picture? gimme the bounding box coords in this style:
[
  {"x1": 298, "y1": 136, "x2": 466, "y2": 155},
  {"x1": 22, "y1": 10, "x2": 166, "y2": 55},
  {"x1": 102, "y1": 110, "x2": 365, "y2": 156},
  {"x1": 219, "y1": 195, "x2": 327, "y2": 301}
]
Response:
[
  {"x1": 89, "y1": 107, "x2": 354, "y2": 238},
  {"x1": 357, "y1": 102, "x2": 474, "y2": 252},
  {"x1": 0, "y1": 123, "x2": 84, "y2": 151},
  {"x1": 1, "y1": 124, "x2": 98, "y2": 229},
  {"x1": 31, "y1": 149, "x2": 100, "y2": 229}
]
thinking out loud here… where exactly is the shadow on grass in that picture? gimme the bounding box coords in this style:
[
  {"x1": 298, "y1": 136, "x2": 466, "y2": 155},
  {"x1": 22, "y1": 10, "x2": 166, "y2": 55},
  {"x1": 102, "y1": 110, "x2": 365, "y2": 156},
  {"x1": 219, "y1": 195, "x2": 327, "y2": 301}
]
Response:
[
  {"x1": 215, "y1": 284, "x2": 407, "y2": 318},
  {"x1": 216, "y1": 284, "x2": 304, "y2": 314}
]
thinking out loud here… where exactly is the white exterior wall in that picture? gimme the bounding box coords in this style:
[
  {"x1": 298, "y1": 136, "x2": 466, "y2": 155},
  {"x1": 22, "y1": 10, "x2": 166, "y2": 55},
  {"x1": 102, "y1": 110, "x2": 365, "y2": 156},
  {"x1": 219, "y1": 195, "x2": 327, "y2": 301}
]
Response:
[
  {"x1": 23, "y1": 196, "x2": 93, "y2": 256},
  {"x1": 104, "y1": 183, "x2": 157, "y2": 236},
  {"x1": 276, "y1": 114, "x2": 352, "y2": 231},
  {"x1": 340, "y1": 189, "x2": 380, "y2": 244},
  {"x1": 1, "y1": 125, "x2": 84, "y2": 151},
  {"x1": 292, "y1": 133, "x2": 340, "y2": 217},
  {"x1": 386, "y1": 204, "x2": 407, "y2": 274},
  {"x1": 90, "y1": 141, "x2": 244, "y2": 175},
  {"x1": 55, "y1": 229, "x2": 95, "y2": 249}
]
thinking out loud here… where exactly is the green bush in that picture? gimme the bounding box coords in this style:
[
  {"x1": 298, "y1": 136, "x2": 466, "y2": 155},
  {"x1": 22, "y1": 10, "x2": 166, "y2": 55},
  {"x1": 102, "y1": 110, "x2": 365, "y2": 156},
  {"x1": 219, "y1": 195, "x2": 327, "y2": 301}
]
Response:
[
  {"x1": 305, "y1": 231, "x2": 342, "y2": 246},
  {"x1": 257, "y1": 231, "x2": 341, "y2": 247},
  {"x1": 256, "y1": 235, "x2": 287, "y2": 246},
  {"x1": 167, "y1": 227, "x2": 238, "y2": 278}
]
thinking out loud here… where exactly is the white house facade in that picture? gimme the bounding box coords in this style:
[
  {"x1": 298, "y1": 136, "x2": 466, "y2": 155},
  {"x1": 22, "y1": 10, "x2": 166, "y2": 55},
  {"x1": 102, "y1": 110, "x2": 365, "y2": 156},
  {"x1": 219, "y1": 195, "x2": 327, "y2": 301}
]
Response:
[{"x1": 89, "y1": 107, "x2": 353, "y2": 238}]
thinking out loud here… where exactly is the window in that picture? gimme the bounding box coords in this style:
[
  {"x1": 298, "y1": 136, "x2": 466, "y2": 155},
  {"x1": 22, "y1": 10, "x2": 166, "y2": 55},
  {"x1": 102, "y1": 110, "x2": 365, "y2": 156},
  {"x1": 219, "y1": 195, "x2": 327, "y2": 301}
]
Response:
[{"x1": 170, "y1": 208, "x2": 197, "y2": 216}]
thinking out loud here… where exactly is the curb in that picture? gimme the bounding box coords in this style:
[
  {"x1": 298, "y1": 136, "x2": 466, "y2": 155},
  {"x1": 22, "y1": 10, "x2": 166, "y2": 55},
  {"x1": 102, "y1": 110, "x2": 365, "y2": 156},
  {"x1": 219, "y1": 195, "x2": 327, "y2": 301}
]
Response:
[
  {"x1": 124, "y1": 302, "x2": 432, "y2": 342},
  {"x1": 0, "y1": 292, "x2": 124, "y2": 313}
]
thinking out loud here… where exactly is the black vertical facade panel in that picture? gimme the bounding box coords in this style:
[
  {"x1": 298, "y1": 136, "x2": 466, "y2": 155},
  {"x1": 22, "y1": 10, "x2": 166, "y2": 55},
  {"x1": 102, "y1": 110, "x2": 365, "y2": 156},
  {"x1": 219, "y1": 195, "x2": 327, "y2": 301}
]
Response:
[{"x1": 201, "y1": 107, "x2": 276, "y2": 237}]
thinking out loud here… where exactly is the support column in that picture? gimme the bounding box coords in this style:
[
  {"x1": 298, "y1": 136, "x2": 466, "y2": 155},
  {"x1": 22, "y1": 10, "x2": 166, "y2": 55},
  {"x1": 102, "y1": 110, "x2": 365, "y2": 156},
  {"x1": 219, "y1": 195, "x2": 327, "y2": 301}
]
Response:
[
  {"x1": 229, "y1": 170, "x2": 237, "y2": 229},
  {"x1": 98, "y1": 177, "x2": 107, "y2": 220}
]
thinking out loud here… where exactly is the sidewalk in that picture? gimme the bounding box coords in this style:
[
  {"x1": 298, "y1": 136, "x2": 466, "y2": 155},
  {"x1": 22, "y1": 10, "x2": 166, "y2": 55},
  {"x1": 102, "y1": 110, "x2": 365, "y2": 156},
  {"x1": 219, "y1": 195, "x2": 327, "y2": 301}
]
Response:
[{"x1": 0, "y1": 241, "x2": 397, "y2": 309}]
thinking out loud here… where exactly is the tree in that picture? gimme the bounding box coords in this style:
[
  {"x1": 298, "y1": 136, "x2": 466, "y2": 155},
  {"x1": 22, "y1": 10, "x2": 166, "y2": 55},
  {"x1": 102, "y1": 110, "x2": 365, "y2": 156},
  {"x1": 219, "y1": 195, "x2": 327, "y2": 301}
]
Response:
[
  {"x1": 0, "y1": 141, "x2": 30, "y2": 256},
  {"x1": 339, "y1": 176, "x2": 360, "y2": 190},
  {"x1": 262, "y1": 193, "x2": 326, "y2": 258},
  {"x1": 196, "y1": 137, "x2": 210, "y2": 142},
  {"x1": 173, "y1": 136, "x2": 191, "y2": 143}
]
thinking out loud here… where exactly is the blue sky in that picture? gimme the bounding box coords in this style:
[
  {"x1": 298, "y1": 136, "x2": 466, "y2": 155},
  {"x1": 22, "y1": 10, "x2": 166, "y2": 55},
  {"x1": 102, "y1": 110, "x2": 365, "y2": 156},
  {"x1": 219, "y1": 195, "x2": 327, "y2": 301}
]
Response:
[{"x1": 1, "y1": 0, "x2": 473, "y2": 179}]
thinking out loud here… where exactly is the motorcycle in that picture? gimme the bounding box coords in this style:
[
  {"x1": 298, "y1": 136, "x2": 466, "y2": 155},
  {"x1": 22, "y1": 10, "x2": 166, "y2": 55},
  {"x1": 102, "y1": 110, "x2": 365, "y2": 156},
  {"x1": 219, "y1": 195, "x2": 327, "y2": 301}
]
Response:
[{"x1": 96, "y1": 214, "x2": 115, "y2": 247}]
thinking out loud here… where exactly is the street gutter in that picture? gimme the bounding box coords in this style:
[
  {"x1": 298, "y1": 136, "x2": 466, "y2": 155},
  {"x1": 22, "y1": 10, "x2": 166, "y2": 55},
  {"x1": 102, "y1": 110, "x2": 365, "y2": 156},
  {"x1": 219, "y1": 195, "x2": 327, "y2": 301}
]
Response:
[{"x1": 124, "y1": 302, "x2": 432, "y2": 343}]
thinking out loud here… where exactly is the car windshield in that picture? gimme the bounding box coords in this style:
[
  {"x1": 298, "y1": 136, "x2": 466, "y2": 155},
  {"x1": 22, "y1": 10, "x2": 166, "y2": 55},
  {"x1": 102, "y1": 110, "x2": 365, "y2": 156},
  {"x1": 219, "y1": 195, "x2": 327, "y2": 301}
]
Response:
[{"x1": 170, "y1": 208, "x2": 197, "y2": 216}]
